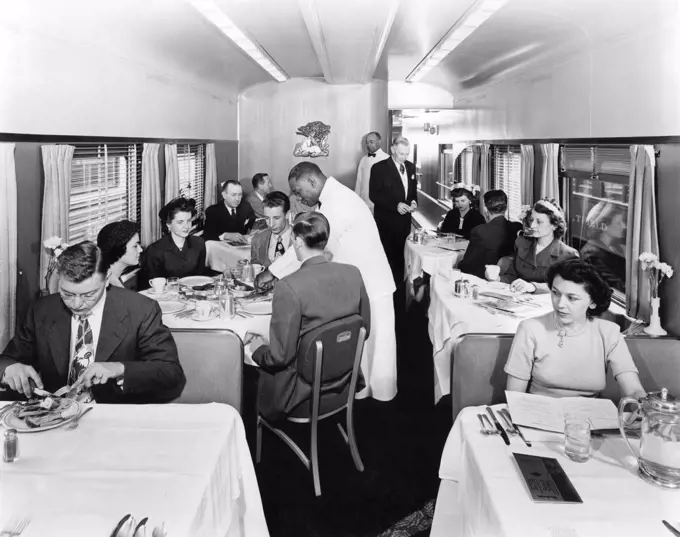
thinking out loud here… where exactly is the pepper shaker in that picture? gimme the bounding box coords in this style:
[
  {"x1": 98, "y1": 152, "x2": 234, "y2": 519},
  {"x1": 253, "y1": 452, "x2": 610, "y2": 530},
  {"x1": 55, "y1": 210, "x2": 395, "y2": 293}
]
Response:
[{"x1": 3, "y1": 428, "x2": 19, "y2": 463}]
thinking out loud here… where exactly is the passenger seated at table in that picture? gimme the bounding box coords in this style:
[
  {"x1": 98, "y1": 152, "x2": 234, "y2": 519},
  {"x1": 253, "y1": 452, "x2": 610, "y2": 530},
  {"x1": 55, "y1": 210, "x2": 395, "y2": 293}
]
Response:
[
  {"x1": 579, "y1": 201, "x2": 627, "y2": 293},
  {"x1": 246, "y1": 172, "x2": 273, "y2": 219},
  {"x1": 458, "y1": 190, "x2": 522, "y2": 278},
  {"x1": 143, "y1": 198, "x2": 207, "y2": 281},
  {"x1": 501, "y1": 198, "x2": 578, "y2": 293},
  {"x1": 97, "y1": 220, "x2": 143, "y2": 289},
  {"x1": 251, "y1": 191, "x2": 294, "y2": 268},
  {"x1": 243, "y1": 212, "x2": 370, "y2": 422},
  {"x1": 203, "y1": 180, "x2": 256, "y2": 242},
  {"x1": 439, "y1": 186, "x2": 485, "y2": 239},
  {"x1": 0, "y1": 241, "x2": 185, "y2": 403},
  {"x1": 504, "y1": 259, "x2": 645, "y2": 399}
]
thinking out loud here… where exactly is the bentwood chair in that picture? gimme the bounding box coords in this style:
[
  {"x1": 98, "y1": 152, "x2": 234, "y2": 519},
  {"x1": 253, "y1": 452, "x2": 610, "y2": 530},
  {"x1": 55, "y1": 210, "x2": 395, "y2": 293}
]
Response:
[
  {"x1": 256, "y1": 315, "x2": 367, "y2": 496},
  {"x1": 170, "y1": 328, "x2": 243, "y2": 413}
]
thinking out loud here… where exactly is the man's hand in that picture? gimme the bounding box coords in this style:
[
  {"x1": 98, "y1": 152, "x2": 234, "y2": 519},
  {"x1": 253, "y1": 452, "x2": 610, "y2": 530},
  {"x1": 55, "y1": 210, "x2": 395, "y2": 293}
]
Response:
[
  {"x1": 219, "y1": 232, "x2": 247, "y2": 244},
  {"x1": 410, "y1": 201, "x2": 418, "y2": 211},
  {"x1": 72, "y1": 362, "x2": 125, "y2": 390},
  {"x1": 244, "y1": 331, "x2": 269, "y2": 351},
  {"x1": 509, "y1": 278, "x2": 536, "y2": 294},
  {"x1": 397, "y1": 202, "x2": 412, "y2": 215},
  {"x1": 1, "y1": 363, "x2": 43, "y2": 397},
  {"x1": 254, "y1": 269, "x2": 277, "y2": 292}
]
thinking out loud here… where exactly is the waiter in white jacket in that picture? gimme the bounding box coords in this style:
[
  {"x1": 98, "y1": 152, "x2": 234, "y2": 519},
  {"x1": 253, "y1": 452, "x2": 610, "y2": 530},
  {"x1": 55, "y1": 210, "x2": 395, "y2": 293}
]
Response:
[
  {"x1": 355, "y1": 132, "x2": 389, "y2": 213},
  {"x1": 254, "y1": 162, "x2": 398, "y2": 402}
]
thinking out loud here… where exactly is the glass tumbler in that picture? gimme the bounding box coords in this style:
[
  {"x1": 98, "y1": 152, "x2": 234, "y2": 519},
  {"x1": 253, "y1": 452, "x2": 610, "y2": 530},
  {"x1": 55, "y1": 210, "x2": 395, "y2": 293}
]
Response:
[
  {"x1": 564, "y1": 417, "x2": 592, "y2": 463},
  {"x1": 166, "y1": 277, "x2": 180, "y2": 297}
]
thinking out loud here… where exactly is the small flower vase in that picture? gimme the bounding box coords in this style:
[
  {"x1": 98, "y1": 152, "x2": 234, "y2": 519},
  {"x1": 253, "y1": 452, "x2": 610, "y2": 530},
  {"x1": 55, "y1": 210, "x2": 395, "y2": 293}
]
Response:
[{"x1": 644, "y1": 297, "x2": 667, "y2": 336}]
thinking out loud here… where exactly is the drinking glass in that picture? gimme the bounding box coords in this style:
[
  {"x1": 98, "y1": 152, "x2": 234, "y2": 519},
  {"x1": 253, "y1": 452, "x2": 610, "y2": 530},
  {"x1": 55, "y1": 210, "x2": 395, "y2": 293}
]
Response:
[
  {"x1": 564, "y1": 417, "x2": 592, "y2": 463},
  {"x1": 167, "y1": 277, "x2": 179, "y2": 297}
]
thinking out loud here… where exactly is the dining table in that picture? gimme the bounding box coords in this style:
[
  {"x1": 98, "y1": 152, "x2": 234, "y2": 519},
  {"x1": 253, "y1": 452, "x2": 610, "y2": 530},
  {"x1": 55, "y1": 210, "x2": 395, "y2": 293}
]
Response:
[
  {"x1": 205, "y1": 239, "x2": 251, "y2": 273},
  {"x1": 430, "y1": 404, "x2": 680, "y2": 537},
  {"x1": 428, "y1": 271, "x2": 553, "y2": 403},
  {"x1": 403, "y1": 235, "x2": 468, "y2": 283},
  {"x1": 0, "y1": 402, "x2": 270, "y2": 537}
]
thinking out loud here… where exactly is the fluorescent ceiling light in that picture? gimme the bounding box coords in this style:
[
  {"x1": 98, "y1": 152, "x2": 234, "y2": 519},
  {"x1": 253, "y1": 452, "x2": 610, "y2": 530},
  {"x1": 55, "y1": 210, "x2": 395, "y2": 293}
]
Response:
[
  {"x1": 188, "y1": 0, "x2": 289, "y2": 82},
  {"x1": 406, "y1": 0, "x2": 507, "y2": 82}
]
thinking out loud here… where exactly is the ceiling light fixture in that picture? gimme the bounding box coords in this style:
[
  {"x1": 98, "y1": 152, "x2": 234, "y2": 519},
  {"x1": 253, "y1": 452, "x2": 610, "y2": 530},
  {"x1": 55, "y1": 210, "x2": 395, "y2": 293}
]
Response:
[
  {"x1": 188, "y1": 0, "x2": 289, "y2": 82},
  {"x1": 406, "y1": 0, "x2": 507, "y2": 83}
]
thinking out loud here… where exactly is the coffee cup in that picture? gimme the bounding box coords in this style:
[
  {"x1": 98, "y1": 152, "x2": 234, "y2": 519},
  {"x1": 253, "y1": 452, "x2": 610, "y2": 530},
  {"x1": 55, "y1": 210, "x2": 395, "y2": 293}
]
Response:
[
  {"x1": 485, "y1": 265, "x2": 501, "y2": 281},
  {"x1": 252, "y1": 263, "x2": 264, "y2": 276},
  {"x1": 149, "y1": 277, "x2": 167, "y2": 293},
  {"x1": 195, "y1": 301, "x2": 213, "y2": 320}
]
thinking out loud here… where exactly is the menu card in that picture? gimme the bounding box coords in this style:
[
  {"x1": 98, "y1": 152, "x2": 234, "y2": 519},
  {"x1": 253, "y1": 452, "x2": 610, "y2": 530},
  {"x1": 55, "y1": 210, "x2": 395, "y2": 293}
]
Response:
[
  {"x1": 506, "y1": 391, "x2": 619, "y2": 433},
  {"x1": 513, "y1": 453, "x2": 583, "y2": 503}
]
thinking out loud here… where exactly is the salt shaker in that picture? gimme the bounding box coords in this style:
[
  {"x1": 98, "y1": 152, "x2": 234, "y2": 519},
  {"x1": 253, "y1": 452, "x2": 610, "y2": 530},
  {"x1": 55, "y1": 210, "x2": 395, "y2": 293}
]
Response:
[
  {"x1": 219, "y1": 290, "x2": 236, "y2": 320},
  {"x1": 3, "y1": 428, "x2": 19, "y2": 462}
]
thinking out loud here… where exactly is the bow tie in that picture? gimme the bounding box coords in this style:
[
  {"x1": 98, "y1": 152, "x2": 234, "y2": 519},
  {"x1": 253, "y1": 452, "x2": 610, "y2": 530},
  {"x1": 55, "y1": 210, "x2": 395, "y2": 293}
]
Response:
[{"x1": 368, "y1": 152, "x2": 376, "y2": 157}]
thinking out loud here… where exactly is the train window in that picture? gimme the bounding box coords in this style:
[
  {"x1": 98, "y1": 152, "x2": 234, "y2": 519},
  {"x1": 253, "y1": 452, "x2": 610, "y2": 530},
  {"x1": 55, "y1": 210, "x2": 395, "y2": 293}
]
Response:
[
  {"x1": 68, "y1": 143, "x2": 142, "y2": 243},
  {"x1": 492, "y1": 145, "x2": 522, "y2": 221},
  {"x1": 561, "y1": 145, "x2": 631, "y2": 302},
  {"x1": 176, "y1": 144, "x2": 206, "y2": 212}
]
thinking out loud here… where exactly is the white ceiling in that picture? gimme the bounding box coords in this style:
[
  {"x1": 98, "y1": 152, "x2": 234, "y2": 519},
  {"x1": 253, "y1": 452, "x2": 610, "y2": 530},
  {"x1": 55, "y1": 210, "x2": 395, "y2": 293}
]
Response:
[{"x1": 4, "y1": 0, "x2": 676, "y2": 96}]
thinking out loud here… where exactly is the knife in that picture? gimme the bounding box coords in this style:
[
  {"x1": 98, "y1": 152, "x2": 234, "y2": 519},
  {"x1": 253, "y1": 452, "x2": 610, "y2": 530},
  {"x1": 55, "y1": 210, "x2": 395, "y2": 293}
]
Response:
[
  {"x1": 486, "y1": 407, "x2": 510, "y2": 445},
  {"x1": 500, "y1": 408, "x2": 532, "y2": 447},
  {"x1": 663, "y1": 520, "x2": 680, "y2": 537}
]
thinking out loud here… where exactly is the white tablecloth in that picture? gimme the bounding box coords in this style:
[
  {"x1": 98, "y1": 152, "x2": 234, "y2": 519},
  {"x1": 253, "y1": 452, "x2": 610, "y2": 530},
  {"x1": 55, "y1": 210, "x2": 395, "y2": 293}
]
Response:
[
  {"x1": 428, "y1": 272, "x2": 552, "y2": 402},
  {"x1": 404, "y1": 237, "x2": 468, "y2": 282},
  {"x1": 433, "y1": 405, "x2": 680, "y2": 537},
  {"x1": 206, "y1": 240, "x2": 251, "y2": 273},
  {"x1": 0, "y1": 403, "x2": 269, "y2": 537}
]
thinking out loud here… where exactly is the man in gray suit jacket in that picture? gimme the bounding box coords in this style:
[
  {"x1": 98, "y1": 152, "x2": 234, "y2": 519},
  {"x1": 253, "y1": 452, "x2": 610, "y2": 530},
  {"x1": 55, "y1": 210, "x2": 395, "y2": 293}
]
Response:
[
  {"x1": 245, "y1": 212, "x2": 370, "y2": 421},
  {"x1": 250, "y1": 191, "x2": 294, "y2": 268},
  {"x1": 246, "y1": 172, "x2": 273, "y2": 219}
]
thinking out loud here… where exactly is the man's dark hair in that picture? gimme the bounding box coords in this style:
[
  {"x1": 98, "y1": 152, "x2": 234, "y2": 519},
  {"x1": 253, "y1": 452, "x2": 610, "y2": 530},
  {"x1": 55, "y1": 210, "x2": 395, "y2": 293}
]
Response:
[
  {"x1": 57, "y1": 241, "x2": 107, "y2": 283},
  {"x1": 263, "y1": 191, "x2": 290, "y2": 213},
  {"x1": 292, "y1": 211, "x2": 329, "y2": 250},
  {"x1": 288, "y1": 162, "x2": 325, "y2": 183},
  {"x1": 97, "y1": 220, "x2": 139, "y2": 268},
  {"x1": 159, "y1": 198, "x2": 196, "y2": 234},
  {"x1": 483, "y1": 190, "x2": 508, "y2": 215},
  {"x1": 252, "y1": 173, "x2": 269, "y2": 190},
  {"x1": 547, "y1": 259, "x2": 612, "y2": 317},
  {"x1": 221, "y1": 179, "x2": 243, "y2": 193}
]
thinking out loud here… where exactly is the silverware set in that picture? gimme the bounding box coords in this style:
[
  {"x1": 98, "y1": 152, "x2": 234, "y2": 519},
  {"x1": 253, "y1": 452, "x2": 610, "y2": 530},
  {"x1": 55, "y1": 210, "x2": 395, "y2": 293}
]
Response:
[
  {"x1": 478, "y1": 407, "x2": 532, "y2": 447},
  {"x1": 475, "y1": 302, "x2": 518, "y2": 318},
  {"x1": 173, "y1": 307, "x2": 196, "y2": 319},
  {"x1": 110, "y1": 514, "x2": 166, "y2": 537},
  {"x1": 663, "y1": 520, "x2": 680, "y2": 536},
  {"x1": 0, "y1": 517, "x2": 30, "y2": 537}
]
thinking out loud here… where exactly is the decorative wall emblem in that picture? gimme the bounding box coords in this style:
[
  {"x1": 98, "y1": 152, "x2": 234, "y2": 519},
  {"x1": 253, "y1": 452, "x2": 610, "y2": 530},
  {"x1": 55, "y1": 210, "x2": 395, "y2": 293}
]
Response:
[{"x1": 293, "y1": 121, "x2": 330, "y2": 158}]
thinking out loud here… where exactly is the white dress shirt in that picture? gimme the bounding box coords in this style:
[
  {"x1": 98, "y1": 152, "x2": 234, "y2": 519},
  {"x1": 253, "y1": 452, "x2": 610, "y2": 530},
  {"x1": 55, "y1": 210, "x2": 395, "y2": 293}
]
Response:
[
  {"x1": 393, "y1": 157, "x2": 409, "y2": 198},
  {"x1": 355, "y1": 148, "x2": 388, "y2": 213}
]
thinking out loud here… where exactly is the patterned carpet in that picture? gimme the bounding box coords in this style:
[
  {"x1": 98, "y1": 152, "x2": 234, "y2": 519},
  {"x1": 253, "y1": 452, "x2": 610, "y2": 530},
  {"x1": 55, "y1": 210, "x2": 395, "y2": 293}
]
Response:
[{"x1": 375, "y1": 500, "x2": 436, "y2": 537}]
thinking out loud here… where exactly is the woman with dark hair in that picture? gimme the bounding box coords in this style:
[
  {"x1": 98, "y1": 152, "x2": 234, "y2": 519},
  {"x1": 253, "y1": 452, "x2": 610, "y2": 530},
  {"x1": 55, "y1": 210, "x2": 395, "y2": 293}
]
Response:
[
  {"x1": 143, "y1": 198, "x2": 207, "y2": 280},
  {"x1": 97, "y1": 220, "x2": 142, "y2": 288},
  {"x1": 439, "y1": 186, "x2": 485, "y2": 239},
  {"x1": 505, "y1": 259, "x2": 646, "y2": 398},
  {"x1": 502, "y1": 198, "x2": 578, "y2": 293}
]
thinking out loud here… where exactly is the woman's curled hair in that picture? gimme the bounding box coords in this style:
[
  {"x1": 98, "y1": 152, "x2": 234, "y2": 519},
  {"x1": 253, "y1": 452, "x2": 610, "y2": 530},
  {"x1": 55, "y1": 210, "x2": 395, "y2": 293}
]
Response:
[
  {"x1": 159, "y1": 198, "x2": 196, "y2": 234},
  {"x1": 97, "y1": 220, "x2": 139, "y2": 268},
  {"x1": 525, "y1": 198, "x2": 567, "y2": 239},
  {"x1": 547, "y1": 258, "x2": 612, "y2": 317}
]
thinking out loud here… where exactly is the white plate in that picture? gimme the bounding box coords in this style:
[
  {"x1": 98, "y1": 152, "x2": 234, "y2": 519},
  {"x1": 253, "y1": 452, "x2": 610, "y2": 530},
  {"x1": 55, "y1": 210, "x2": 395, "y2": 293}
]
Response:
[
  {"x1": 147, "y1": 289, "x2": 171, "y2": 297},
  {"x1": 178, "y1": 276, "x2": 214, "y2": 287},
  {"x1": 3, "y1": 399, "x2": 82, "y2": 433},
  {"x1": 158, "y1": 300, "x2": 186, "y2": 315},
  {"x1": 191, "y1": 311, "x2": 219, "y2": 322},
  {"x1": 486, "y1": 281, "x2": 510, "y2": 290},
  {"x1": 241, "y1": 301, "x2": 273, "y2": 315}
]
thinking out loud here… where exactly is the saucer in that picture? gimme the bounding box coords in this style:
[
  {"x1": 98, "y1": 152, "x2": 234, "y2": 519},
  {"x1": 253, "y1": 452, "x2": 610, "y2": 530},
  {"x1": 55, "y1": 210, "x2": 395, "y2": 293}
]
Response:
[{"x1": 191, "y1": 310, "x2": 219, "y2": 322}]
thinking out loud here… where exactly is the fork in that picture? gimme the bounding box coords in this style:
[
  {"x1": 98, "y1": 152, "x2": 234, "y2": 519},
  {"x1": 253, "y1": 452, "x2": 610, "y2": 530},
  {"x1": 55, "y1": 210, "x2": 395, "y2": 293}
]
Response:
[
  {"x1": 477, "y1": 413, "x2": 498, "y2": 435},
  {"x1": 0, "y1": 517, "x2": 30, "y2": 536}
]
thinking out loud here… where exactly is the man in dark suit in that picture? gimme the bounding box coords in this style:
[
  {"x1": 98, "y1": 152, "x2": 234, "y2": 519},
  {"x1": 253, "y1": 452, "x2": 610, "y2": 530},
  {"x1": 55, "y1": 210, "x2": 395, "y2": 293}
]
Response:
[
  {"x1": 250, "y1": 191, "x2": 293, "y2": 268},
  {"x1": 203, "y1": 180, "x2": 256, "y2": 242},
  {"x1": 369, "y1": 136, "x2": 418, "y2": 283},
  {"x1": 244, "y1": 212, "x2": 370, "y2": 422},
  {"x1": 246, "y1": 173, "x2": 273, "y2": 219},
  {"x1": 0, "y1": 241, "x2": 185, "y2": 403},
  {"x1": 458, "y1": 189, "x2": 522, "y2": 279}
]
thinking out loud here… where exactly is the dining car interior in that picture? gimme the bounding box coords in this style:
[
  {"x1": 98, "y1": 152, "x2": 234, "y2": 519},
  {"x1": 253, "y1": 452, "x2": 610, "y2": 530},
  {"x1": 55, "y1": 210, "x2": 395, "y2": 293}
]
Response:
[{"x1": 1, "y1": 0, "x2": 680, "y2": 535}]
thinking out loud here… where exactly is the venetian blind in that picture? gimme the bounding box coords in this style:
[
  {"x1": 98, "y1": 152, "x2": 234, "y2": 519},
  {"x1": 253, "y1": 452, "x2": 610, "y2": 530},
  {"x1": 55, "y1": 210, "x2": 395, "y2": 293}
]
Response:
[
  {"x1": 68, "y1": 144, "x2": 141, "y2": 243},
  {"x1": 492, "y1": 145, "x2": 522, "y2": 220},
  {"x1": 561, "y1": 145, "x2": 632, "y2": 176},
  {"x1": 177, "y1": 144, "x2": 206, "y2": 212}
]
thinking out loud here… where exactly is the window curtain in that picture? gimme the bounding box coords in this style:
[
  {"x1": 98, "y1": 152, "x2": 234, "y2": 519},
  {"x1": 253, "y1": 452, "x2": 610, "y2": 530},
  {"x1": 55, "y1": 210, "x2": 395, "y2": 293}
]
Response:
[
  {"x1": 626, "y1": 145, "x2": 659, "y2": 321},
  {"x1": 479, "y1": 143, "x2": 492, "y2": 197},
  {"x1": 520, "y1": 145, "x2": 534, "y2": 206},
  {"x1": 164, "y1": 144, "x2": 180, "y2": 204},
  {"x1": 141, "y1": 143, "x2": 162, "y2": 246},
  {"x1": 40, "y1": 145, "x2": 73, "y2": 292},
  {"x1": 539, "y1": 143, "x2": 560, "y2": 199},
  {"x1": 204, "y1": 143, "x2": 217, "y2": 211},
  {"x1": 0, "y1": 144, "x2": 18, "y2": 348},
  {"x1": 471, "y1": 145, "x2": 481, "y2": 186}
]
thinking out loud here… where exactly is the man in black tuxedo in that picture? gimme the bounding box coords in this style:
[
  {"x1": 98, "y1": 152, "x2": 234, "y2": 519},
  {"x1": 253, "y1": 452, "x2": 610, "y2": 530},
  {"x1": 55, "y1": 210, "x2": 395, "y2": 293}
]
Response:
[
  {"x1": 0, "y1": 241, "x2": 185, "y2": 403},
  {"x1": 369, "y1": 136, "x2": 418, "y2": 283},
  {"x1": 458, "y1": 189, "x2": 523, "y2": 278},
  {"x1": 203, "y1": 180, "x2": 256, "y2": 242}
]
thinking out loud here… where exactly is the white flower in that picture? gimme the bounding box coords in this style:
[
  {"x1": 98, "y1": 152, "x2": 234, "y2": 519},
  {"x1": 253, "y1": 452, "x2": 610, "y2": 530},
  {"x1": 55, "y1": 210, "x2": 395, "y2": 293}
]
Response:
[
  {"x1": 54, "y1": 247, "x2": 63, "y2": 258},
  {"x1": 658, "y1": 262, "x2": 674, "y2": 279},
  {"x1": 43, "y1": 236, "x2": 63, "y2": 250},
  {"x1": 639, "y1": 252, "x2": 658, "y2": 264}
]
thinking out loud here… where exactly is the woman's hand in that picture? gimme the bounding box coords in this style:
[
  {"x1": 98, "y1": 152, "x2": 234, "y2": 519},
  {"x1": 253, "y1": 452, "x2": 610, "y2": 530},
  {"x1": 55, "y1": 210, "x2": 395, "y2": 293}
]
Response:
[{"x1": 509, "y1": 279, "x2": 536, "y2": 294}]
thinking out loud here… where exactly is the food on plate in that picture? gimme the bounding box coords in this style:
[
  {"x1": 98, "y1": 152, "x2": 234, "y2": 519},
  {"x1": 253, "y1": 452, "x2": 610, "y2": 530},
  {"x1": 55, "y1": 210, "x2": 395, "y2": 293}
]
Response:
[{"x1": 14, "y1": 398, "x2": 78, "y2": 428}]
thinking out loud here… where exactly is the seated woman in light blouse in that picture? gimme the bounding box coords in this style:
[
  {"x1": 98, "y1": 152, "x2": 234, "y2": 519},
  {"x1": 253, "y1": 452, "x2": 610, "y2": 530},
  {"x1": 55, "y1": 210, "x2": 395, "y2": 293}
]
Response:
[
  {"x1": 143, "y1": 198, "x2": 207, "y2": 281},
  {"x1": 501, "y1": 198, "x2": 578, "y2": 294},
  {"x1": 505, "y1": 259, "x2": 646, "y2": 399},
  {"x1": 97, "y1": 220, "x2": 143, "y2": 289}
]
